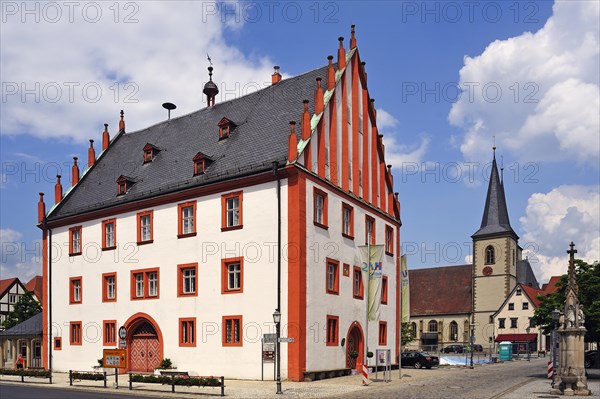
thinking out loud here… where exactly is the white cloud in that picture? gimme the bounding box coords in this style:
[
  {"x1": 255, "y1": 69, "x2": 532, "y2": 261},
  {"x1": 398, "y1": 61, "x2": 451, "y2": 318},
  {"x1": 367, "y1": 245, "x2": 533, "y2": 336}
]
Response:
[
  {"x1": 0, "y1": 1, "x2": 275, "y2": 143},
  {"x1": 377, "y1": 108, "x2": 430, "y2": 169},
  {"x1": 449, "y1": 1, "x2": 600, "y2": 166},
  {"x1": 0, "y1": 228, "x2": 41, "y2": 282},
  {"x1": 520, "y1": 185, "x2": 600, "y2": 282}
]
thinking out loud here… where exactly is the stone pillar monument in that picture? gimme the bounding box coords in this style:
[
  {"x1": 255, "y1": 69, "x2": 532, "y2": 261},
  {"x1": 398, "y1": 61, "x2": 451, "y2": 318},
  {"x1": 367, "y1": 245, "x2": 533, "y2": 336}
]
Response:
[{"x1": 552, "y1": 242, "x2": 591, "y2": 396}]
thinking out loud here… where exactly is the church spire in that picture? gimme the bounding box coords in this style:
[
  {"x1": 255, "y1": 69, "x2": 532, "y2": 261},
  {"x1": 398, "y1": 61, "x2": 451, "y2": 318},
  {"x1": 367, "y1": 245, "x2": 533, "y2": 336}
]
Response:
[{"x1": 472, "y1": 149, "x2": 517, "y2": 239}]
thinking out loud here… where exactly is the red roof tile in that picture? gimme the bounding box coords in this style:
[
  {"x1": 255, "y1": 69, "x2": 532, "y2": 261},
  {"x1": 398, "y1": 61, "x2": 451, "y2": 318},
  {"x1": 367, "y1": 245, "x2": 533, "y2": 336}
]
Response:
[
  {"x1": 521, "y1": 284, "x2": 545, "y2": 308},
  {"x1": 409, "y1": 265, "x2": 473, "y2": 316},
  {"x1": 25, "y1": 276, "x2": 43, "y2": 301},
  {"x1": 543, "y1": 276, "x2": 561, "y2": 295},
  {"x1": 0, "y1": 278, "x2": 19, "y2": 298}
]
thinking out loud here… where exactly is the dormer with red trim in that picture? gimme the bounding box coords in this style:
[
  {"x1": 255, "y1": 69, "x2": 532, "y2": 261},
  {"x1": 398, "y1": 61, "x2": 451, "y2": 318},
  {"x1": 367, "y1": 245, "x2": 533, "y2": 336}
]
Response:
[
  {"x1": 143, "y1": 143, "x2": 161, "y2": 163},
  {"x1": 193, "y1": 152, "x2": 212, "y2": 175},
  {"x1": 218, "y1": 117, "x2": 236, "y2": 140},
  {"x1": 116, "y1": 175, "x2": 135, "y2": 196}
]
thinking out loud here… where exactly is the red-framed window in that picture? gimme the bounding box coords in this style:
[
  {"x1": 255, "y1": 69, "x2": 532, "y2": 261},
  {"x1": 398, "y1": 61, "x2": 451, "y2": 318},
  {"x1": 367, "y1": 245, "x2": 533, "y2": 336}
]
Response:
[
  {"x1": 130, "y1": 268, "x2": 160, "y2": 300},
  {"x1": 194, "y1": 158, "x2": 205, "y2": 175},
  {"x1": 54, "y1": 337, "x2": 62, "y2": 350},
  {"x1": 103, "y1": 320, "x2": 116, "y2": 346},
  {"x1": 69, "y1": 226, "x2": 82, "y2": 256},
  {"x1": 178, "y1": 263, "x2": 198, "y2": 297},
  {"x1": 365, "y1": 215, "x2": 375, "y2": 245},
  {"x1": 385, "y1": 225, "x2": 394, "y2": 255},
  {"x1": 313, "y1": 187, "x2": 328, "y2": 228},
  {"x1": 221, "y1": 191, "x2": 243, "y2": 231},
  {"x1": 353, "y1": 266, "x2": 364, "y2": 300},
  {"x1": 222, "y1": 315, "x2": 243, "y2": 346},
  {"x1": 325, "y1": 258, "x2": 339, "y2": 295},
  {"x1": 379, "y1": 321, "x2": 387, "y2": 345},
  {"x1": 179, "y1": 318, "x2": 196, "y2": 347},
  {"x1": 69, "y1": 277, "x2": 82, "y2": 304},
  {"x1": 102, "y1": 219, "x2": 116, "y2": 250},
  {"x1": 341, "y1": 202, "x2": 354, "y2": 239},
  {"x1": 102, "y1": 272, "x2": 117, "y2": 302},
  {"x1": 381, "y1": 275, "x2": 388, "y2": 305},
  {"x1": 117, "y1": 180, "x2": 127, "y2": 195},
  {"x1": 326, "y1": 315, "x2": 339, "y2": 346},
  {"x1": 177, "y1": 201, "x2": 197, "y2": 238},
  {"x1": 136, "y1": 210, "x2": 154, "y2": 245},
  {"x1": 70, "y1": 321, "x2": 82, "y2": 345},
  {"x1": 221, "y1": 257, "x2": 243, "y2": 294}
]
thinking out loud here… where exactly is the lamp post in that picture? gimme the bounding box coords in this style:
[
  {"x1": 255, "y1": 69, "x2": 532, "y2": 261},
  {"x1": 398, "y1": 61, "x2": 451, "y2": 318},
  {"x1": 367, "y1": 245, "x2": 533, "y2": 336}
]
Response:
[
  {"x1": 273, "y1": 309, "x2": 282, "y2": 394},
  {"x1": 469, "y1": 323, "x2": 475, "y2": 369},
  {"x1": 551, "y1": 309, "x2": 560, "y2": 387},
  {"x1": 525, "y1": 326, "x2": 531, "y2": 361}
]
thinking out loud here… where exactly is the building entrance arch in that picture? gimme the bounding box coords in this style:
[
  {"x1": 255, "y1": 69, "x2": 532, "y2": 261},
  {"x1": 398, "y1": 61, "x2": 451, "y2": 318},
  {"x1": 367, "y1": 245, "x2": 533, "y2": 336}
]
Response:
[
  {"x1": 346, "y1": 322, "x2": 364, "y2": 371},
  {"x1": 123, "y1": 313, "x2": 163, "y2": 373}
]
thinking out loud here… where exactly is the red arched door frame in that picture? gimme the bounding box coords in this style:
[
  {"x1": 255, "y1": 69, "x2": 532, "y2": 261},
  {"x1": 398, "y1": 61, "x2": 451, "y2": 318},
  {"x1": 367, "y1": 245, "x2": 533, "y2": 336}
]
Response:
[
  {"x1": 123, "y1": 313, "x2": 164, "y2": 373},
  {"x1": 346, "y1": 321, "x2": 364, "y2": 371}
]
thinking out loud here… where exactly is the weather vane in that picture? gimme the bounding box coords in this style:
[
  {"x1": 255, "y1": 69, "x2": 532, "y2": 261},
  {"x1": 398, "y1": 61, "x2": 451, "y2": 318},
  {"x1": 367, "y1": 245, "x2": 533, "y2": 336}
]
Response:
[{"x1": 207, "y1": 53, "x2": 213, "y2": 66}]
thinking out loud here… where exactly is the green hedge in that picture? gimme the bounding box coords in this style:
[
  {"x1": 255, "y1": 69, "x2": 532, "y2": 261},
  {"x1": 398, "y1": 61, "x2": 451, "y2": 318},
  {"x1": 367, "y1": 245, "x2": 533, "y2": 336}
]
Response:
[
  {"x1": 0, "y1": 368, "x2": 50, "y2": 378},
  {"x1": 129, "y1": 374, "x2": 220, "y2": 387},
  {"x1": 71, "y1": 371, "x2": 105, "y2": 381}
]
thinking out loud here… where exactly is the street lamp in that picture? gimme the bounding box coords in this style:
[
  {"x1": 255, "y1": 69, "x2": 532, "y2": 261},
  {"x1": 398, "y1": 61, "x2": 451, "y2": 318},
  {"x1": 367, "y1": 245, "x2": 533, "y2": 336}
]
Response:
[
  {"x1": 273, "y1": 309, "x2": 282, "y2": 395},
  {"x1": 469, "y1": 323, "x2": 475, "y2": 369},
  {"x1": 525, "y1": 326, "x2": 531, "y2": 361},
  {"x1": 551, "y1": 309, "x2": 560, "y2": 387}
]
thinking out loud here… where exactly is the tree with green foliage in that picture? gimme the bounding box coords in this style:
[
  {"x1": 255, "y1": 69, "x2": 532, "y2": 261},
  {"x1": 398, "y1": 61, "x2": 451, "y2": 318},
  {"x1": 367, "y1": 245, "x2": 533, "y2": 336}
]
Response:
[
  {"x1": 1, "y1": 291, "x2": 41, "y2": 330},
  {"x1": 401, "y1": 322, "x2": 416, "y2": 346},
  {"x1": 532, "y1": 259, "x2": 599, "y2": 366}
]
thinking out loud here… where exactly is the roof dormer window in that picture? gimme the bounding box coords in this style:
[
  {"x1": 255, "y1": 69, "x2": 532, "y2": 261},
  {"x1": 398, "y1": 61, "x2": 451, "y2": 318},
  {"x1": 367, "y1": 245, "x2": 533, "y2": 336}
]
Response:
[
  {"x1": 193, "y1": 152, "x2": 212, "y2": 176},
  {"x1": 218, "y1": 117, "x2": 236, "y2": 140},
  {"x1": 116, "y1": 175, "x2": 135, "y2": 196},
  {"x1": 143, "y1": 143, "x2": 161, "y2": 163}
]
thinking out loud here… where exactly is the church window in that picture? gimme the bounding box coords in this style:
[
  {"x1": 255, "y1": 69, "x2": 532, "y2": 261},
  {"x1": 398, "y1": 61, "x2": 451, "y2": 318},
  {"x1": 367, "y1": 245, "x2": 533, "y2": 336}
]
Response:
[
  {"x1": 485, "y1": 245, "x2": 495, "y2": 264},
  {"x1": 411, "y1": 322, "x2": 417, "y2": 338},
  {"x1": 428, "y1": 320, "x2": 438, "y2": 333},
  {"x1": 449, "y1": 321, "x2": 458, "y2": 341}
]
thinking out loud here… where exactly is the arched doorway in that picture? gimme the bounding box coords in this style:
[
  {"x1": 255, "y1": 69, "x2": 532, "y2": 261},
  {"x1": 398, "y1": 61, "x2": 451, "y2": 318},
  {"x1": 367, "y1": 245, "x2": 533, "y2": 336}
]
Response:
[
  {"x1": 346, "y1": 322, "x2": 364, "y2": 371},
  {"x1": 124, "y1": 313, "x2": 163, "y2": 373}
]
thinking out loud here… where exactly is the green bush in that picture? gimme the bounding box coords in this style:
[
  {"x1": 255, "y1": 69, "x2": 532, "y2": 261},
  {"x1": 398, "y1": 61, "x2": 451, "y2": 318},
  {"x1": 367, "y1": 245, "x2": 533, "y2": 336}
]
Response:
[
  {"x1": 129, "y1": 373, "x2": 220, "y2": 387},
  {"x1": 71, "y1": 371, "x2": 105, "y2": 381},
  {"x1": 0, "y1": 368, "x2": 50, "y2": 378},
  {"x1": 158, "y1": 358, "x2": 173, "y2": 369}
]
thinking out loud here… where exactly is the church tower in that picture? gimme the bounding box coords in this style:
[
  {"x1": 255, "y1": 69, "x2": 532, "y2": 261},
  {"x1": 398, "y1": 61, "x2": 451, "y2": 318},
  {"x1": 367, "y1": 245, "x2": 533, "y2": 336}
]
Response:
[{"x1": 471, "y1": 149, "x2": 519, "y2": 345}]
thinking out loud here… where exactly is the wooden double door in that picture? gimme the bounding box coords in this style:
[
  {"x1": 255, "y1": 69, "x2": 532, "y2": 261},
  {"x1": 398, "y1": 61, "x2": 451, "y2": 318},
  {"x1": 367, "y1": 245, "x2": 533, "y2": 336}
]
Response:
[{"x1": 129, "y1": 322, "x2": 160, "y2": 372}]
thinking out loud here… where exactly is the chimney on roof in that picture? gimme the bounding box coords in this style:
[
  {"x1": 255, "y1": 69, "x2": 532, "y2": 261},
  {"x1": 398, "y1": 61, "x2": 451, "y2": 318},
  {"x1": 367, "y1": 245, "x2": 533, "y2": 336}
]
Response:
[
  {"x1": 327, "y1": 56, "x2": 335, "y2": 90},
  {"x1": 88, "y1": 139, "x2": 95, "y2": 167},
  {"x1": 337, "y1": 37, "x2": 346, "y2": 69},
  {"x1": 302, "y1": 100, "x2": 311, "y2": 140},
  {"x1": 102, "y1": 124, "x2": 110, "y2": 151},
  {"x1": 314, "y1": 78, "x2": 324, "y2": 115},
  {"x1": 288, "y1": 121, "x2": 298, "y2": 162},
  {"x1": 370, "y1": 98, "x2": 376, "y2": 119},
  {"x1": 119, "y1": 110, "x2": 125, "y2": 131},
  {"x1": 203, "y1": 66, "x2": 219, "y2": 107},
  {"x1": 350, "y1": 24, "x2": 357, "y2": 49},
  {"x1": 72, "y1": 157, "x2": 79, "y2": 186},
  {"x1": 361, "y1": 61, "x2": 366, "y2": 82},
  {"x1": 272, "y1": 66, "x2": 282, "y2": 85},
  {"x1": 54, "y1": 175, "x2": 63, "y2": 204},
  {"x1": 38, "y1": 193, "x2": 45, "y2": 224},
  {"x1": 387, "y1": 164, "x2": 393, "y2": 185}
]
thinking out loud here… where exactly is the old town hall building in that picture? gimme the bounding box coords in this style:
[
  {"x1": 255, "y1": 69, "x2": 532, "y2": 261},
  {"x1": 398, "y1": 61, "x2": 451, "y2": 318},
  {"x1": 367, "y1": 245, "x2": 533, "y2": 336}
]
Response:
[{"x1": 36, "y1": 27, "x2": 401, "y2": 381}]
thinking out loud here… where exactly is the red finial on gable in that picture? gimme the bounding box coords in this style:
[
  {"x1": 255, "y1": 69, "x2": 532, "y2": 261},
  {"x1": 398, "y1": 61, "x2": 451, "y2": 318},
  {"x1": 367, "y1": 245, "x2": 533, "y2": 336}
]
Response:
[
  {"x1": 337, "y1": 37, "x2": 346, "y2": 69},
  {"x1": 302, "y1": 100, "x2": 311, "y2": 140},
  {"x1": 88, "y1": 139, "x2": 95, "y2": 167},
  {"x1": 54, "y1": 175, "x2": 63, "y2": 205},
  {"x1": 314, "y1": 78, "x2": 324, "y2": 115},
  {"x1": 327, "y1": 56, "x2": 335, "y2": 90},
  {"x1": 72, "y1": 157, "x2": 79, "y2": 186},
  {"x1": 37, "y1": 193, "x2": 45, "y2": 224},
  {"x1": 102, "y1": 124, "x2": 110, "y2": 151},
  {"x1": 350, "y1": 24, "x2": 356, "y2": 49},
  {"x1": 288, "y1": 121, "x2": 298, "y2": 162},
  {"x1": 119, "y1": 110, "x2": 125, "y2": 131}
]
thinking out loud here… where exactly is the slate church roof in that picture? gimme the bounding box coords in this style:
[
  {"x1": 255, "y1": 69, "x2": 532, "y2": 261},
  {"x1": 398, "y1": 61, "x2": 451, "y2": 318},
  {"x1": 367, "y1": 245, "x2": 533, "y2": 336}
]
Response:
[{"x1": 48, "y1": 65, "x2": 329, "y2": 222}]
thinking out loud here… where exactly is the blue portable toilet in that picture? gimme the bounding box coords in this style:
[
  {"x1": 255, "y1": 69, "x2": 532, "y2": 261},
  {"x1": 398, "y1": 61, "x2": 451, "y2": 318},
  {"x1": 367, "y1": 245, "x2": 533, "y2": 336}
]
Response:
[{"x1": 498, "y1": 341, "x2": 513, "y2": 361}]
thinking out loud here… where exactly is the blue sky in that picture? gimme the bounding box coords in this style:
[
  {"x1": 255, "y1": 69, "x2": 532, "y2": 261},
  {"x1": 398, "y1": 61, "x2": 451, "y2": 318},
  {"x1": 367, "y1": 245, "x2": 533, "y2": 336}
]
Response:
[{"x1": 1, "y1": 1, "x2": 599, "y2": 284}]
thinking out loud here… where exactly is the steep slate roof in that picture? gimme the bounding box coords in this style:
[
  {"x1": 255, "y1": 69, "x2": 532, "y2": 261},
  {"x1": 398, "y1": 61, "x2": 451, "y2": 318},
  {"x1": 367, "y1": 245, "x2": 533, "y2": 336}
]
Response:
[
  {"x1": 0, "y1": 312, "x2": 42, "y2": 337},
  {"x1": 472, "y1": 155, "x2": 518, "y2": 240},
  {"x1": 0, "y1": 278, "x2": 19, "y2": 298},
  {"x1": 48, "y1": 65, "x2": 329, "y2": 221},
  {"x1": 516, "y1": 259, "x2": 540, "y2": 289},
  {"x1": 24, "y1": 276, "x2": 43, "y2": 301},
  {"x1": 409, "y1": 265, "x2": 473, "y2": 316}
]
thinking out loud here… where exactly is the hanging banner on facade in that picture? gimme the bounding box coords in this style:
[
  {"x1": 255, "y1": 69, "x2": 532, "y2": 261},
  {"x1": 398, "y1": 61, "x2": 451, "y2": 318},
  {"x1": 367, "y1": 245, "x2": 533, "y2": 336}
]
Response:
[
  {"x1": 401, "y1": 255, "x2": 410, "y2": 323},
  {"x1": 357, "y1": 245, "x2": 384, "y2": 321}
]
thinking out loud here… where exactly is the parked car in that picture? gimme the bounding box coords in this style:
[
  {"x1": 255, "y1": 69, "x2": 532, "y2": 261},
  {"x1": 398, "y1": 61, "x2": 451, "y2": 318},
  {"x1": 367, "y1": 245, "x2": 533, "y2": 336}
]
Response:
[
  {"x1": 401, "y1": 352, "x2": 439, "y2": 369},
  {"x1": 585, "y1": 350, "x2": 598, "y2": 369},
  {"x1": 443, "y1": 345, "x2": 464, "y2": 354}
]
